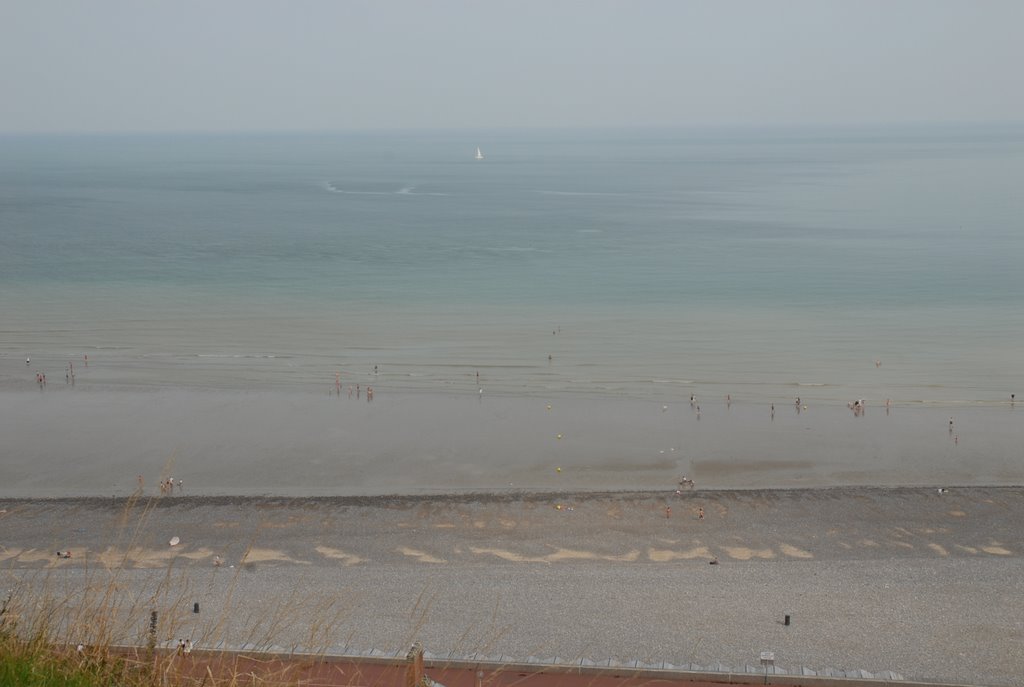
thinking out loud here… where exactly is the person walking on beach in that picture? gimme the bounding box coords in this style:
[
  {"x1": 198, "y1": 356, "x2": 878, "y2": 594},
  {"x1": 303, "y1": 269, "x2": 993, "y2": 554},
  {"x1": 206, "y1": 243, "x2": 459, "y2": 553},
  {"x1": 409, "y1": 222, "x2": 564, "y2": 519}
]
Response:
[
  {"x1": 665, "y1": 506, "x2": 671, "y2": 518},
  {"x1": 698, "y1": 507, "x2": 704, "y2": 521}
]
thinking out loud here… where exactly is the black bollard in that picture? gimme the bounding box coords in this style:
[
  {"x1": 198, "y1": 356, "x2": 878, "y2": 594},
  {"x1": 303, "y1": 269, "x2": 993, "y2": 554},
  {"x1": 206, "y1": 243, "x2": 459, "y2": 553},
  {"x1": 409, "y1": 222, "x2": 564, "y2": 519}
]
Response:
[
  {"x1": 784, "y1": 614, "x2": 791, "y2": 626},
  {"x1": 193, "y1": 602, "x2": 199, "y2": 614},
  {"x1": 147, "y1": 610, "x2": 157, "y2": 656}
]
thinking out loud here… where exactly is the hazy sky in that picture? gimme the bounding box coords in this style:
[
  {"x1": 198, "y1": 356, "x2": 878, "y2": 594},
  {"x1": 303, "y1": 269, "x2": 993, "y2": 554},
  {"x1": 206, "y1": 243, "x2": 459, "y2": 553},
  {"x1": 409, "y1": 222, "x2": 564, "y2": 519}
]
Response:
[{"x1": 2, "y1": 1, "x2": 1022, "y2": 133}]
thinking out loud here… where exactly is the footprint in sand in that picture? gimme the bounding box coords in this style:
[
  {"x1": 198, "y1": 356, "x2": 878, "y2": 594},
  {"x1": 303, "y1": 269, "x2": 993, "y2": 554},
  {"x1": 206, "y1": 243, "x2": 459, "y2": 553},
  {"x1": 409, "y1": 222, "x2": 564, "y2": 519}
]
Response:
[
  {"x1": 398, "y1": 547, "x2": 446, "y2": 563},
  {"x1": 779, "y1": 543, "x2": 813, "y2": 559},
  {"x1": 648, "y1": 546, "x2": 711, "y2": 562},
  {"x1": 241, "y1": 548, "x2": 309, "y2": 565},
  {"x1": 470, "y1": 546, "x2": 639, "y2": 563},
  {"x1": 980, "y1": 543, "x2": 1011, "y2": 555},
  {"x1": 721, "y1": 546, "x2": 775, "y2": 560},
  {"x1": 315, "y1": 546, "x2": 365, "y2": 565}
]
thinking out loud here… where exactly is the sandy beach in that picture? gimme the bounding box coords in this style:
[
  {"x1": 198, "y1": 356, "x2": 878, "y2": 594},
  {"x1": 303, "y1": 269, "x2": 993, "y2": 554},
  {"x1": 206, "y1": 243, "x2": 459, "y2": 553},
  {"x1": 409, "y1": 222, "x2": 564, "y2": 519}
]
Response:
[{"x1": 2, "y1": 487, "x2": 1022, "y2": 685}]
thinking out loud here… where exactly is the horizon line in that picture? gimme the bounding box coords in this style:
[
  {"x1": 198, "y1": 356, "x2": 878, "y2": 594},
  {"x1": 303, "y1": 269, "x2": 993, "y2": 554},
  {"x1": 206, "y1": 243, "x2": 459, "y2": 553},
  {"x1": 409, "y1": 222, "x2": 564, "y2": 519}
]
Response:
[{"x1": 2, "y1": 119, "x2": 1024, "y2": 138}]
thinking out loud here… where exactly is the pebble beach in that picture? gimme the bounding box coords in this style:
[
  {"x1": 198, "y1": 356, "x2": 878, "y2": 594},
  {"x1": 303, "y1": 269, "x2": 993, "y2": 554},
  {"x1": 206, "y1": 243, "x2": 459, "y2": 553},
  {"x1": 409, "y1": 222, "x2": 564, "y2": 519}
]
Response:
[{"x1": 3, "y1": 487, "x2": 1023, "y2": 685}]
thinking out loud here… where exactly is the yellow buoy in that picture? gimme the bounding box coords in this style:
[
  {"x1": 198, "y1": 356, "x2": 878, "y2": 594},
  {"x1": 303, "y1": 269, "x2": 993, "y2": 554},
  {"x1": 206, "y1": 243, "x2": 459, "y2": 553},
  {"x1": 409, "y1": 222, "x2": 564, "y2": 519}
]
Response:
[{"x1": 556, "y1": 467, "x2": 562, "y2": 472}]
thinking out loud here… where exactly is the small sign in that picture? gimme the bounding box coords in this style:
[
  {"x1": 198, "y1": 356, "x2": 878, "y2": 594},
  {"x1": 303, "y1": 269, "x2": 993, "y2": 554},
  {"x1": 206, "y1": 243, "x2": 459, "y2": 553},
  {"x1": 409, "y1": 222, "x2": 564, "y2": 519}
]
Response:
[{"x1": 760, "y1": 651, "x2": 775, "y2": 664}]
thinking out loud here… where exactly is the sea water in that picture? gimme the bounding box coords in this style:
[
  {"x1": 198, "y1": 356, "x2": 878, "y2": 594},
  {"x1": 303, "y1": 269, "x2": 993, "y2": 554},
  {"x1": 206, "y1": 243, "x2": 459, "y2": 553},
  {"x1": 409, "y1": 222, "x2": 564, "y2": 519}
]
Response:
[{"x1": 1, "y1": 126, "x2": 1022, "y2": 495}]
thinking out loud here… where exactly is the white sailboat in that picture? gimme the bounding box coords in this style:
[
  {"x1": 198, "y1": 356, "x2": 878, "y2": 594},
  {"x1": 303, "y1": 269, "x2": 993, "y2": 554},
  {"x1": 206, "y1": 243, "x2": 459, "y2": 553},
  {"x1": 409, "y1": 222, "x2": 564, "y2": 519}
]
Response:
[{"x1": 474, "y1": 146, "x2": 484, "y2": 160}]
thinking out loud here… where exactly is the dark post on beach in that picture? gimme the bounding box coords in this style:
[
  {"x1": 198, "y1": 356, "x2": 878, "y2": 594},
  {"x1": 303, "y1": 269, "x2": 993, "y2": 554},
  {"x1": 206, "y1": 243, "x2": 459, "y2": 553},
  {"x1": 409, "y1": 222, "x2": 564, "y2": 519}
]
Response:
[
  {"x1": 147, "y1": 610, "x2": 157, "y2": 657},
  {"x1": 194, "y1": 602, "x2": 200, "y2": 614}
]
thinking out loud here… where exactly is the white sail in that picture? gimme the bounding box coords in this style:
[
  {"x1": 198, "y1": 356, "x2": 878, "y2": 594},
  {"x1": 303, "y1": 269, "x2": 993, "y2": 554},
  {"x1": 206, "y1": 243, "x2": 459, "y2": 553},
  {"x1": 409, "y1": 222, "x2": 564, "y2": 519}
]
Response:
[{"x1": 475, "y1": 146, "x2": 484, "y2": 160}]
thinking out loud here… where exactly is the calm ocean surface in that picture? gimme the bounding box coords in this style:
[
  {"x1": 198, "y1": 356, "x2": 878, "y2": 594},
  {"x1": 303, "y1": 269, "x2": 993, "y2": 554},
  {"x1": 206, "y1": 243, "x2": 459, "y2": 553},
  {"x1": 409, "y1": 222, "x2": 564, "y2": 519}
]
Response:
[{"x1": 2, "y1": 126, "x2": 1022, "y2": 404}]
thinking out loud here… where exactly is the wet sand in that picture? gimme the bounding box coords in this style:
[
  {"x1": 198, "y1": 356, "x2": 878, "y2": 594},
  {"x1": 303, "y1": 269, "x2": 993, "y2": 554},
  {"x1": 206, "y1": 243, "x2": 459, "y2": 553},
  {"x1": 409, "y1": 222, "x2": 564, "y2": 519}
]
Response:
[
  {"x1": 1, "y1": 388, "x2": 1022, "y2": 498},
  {"x1": 3, "y1": 487, "x2": 1023, "y2": 685}
]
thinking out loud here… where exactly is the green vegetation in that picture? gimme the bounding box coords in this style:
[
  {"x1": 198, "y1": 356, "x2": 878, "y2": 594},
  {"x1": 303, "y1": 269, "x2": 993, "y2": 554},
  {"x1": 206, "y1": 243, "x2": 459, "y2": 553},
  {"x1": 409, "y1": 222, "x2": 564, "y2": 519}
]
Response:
[{"x1": 0, "y1": 636, "x2": 128, "y2": 687}]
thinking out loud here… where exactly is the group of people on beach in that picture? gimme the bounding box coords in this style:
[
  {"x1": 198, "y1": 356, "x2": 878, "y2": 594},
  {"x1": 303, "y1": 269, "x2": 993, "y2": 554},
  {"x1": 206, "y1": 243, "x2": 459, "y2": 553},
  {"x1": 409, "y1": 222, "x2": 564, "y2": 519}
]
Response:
[
  {"x1": 159, "y1": 477, "x2": 182, "y2": 494},
  {"x1": 845, "y1": 398, "x2": 896, "y2": 417},
  {"x1": 333, "y1": 367, "x2": 377, "y2": 401},
  {"x1": 26, "y1": 355, "x2": 86, "y2": 388},
  {"x1": 338, "y1": 383, "x2": 373, "y2": 401}
]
